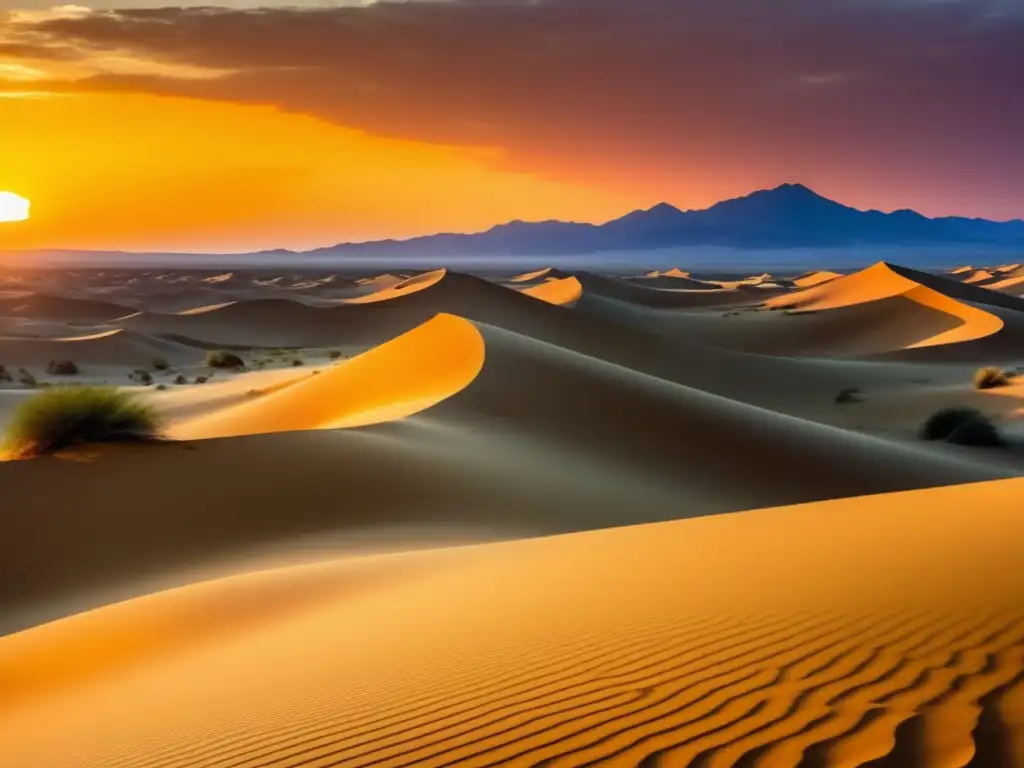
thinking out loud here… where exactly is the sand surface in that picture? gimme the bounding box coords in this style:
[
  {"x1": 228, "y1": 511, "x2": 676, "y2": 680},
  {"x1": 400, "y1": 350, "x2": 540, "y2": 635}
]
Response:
[
  {"x1": 2, "y1": 262, "x2": 1024, "y2": 765},
  {"x1": 2, "y1": 479, "x2": 1024, "y2": 767}
]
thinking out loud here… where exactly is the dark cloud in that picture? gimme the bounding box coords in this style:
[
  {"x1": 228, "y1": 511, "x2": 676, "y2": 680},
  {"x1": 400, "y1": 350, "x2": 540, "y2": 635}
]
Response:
[{"x1": 6, "y1": 0, "x2": 1024, "y2": 215}]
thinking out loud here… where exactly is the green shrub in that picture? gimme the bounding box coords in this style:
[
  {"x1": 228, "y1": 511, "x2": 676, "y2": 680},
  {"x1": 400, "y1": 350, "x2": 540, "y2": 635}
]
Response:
[
  {"x1": 46, "y1": 359, "x2": 79, "y2": 375},
  {"x1": 205, "y1": 350, "x2": 245, "y2": 370},
  {"x1": 974, "y1": 366, "x2": 1010, "y2": 390},
  {"x1": 3, "y1": 387, "x2": 163, "y2": 459},
  {"x1": 919, "y1": 406, "x2": 1003, "y2": 446}
]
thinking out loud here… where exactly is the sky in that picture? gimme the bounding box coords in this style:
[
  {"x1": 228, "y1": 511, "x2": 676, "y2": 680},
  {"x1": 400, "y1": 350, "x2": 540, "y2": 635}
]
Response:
[{"x1": 1, "y1": 0, "x2": 1022, "y2": 252}]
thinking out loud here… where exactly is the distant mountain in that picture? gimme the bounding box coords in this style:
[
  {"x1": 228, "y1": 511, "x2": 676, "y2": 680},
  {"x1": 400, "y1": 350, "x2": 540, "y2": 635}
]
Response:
[{"x1": 308, "y1": 183, "x2": 1024, "y2": 257}]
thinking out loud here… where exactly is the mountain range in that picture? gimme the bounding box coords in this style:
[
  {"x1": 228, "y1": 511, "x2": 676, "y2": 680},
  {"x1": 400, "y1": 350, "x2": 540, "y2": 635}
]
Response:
[
  {"x1": 12, "y1": 184, "x2": 1024, "y2": 264},
  {"x1": 291, "y1": 183, "x2": 1024, "y2": 258}
]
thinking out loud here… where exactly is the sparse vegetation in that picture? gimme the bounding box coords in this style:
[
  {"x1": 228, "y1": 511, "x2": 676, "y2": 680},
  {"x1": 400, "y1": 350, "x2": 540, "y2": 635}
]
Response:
[
  {"x1": 17, "y1": 368, "x2": 36, "y2": 387},
  {"x1": 46, "y1": 359, "x2": 79, "y2": 375},
  {"x1": 974, "y1": 366, "x2": 1010, "y2": 390},
  {"x1": 292, "y1": 358, "x2": 304, "y2": 366},
  {"x1": 920, "y1": 406, "x2": 1003, "y2": 447},
  {"x1": 195, "y1": 375, "x2": 208, "y2": 384},
  {"x1": 174, "y1": 374, "x2": 187, "y2": 385},
  {"x1": 155, "y1": 383, "x2": 167, "y2": 391},
  {"x1": 152, "y1": 357, "x2": 170, "y2": 371},
  {"x1": 3, "y1": 386, "x2": 163, "y2": 459},
  {"x1": 0, "y1": 365, "x2": 11, "y2": 383},
  {"x1": 328, "y1": 349, "x2": 343, "y2": 360},
  {"x1": 205, "y1": 350, "x2": 245, "y2": 370},
  {"x1": 835, "y1": 388, "x2": 863, "y2": 404}
]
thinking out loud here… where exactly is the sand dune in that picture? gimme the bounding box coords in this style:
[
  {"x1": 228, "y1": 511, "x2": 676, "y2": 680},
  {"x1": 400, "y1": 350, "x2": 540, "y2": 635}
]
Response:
[
  {"x1": 355, "y1": 273, "x2": 407, "y2": 288},
  {"x1": 793, "y1": 270, "x2": 844, "y2": 288},
  {"x1": 2, "y1": 311, "x2": 1010, "y2": 628},
  {"x1": 625, "y1": 272, "x2": 720, "y2": 290},
  {"x1": 755, "y1": 261, "x2": 1024, "y2": 359},
  {"x1": 518, "y1": 275, "x2": 583, "y2": 306},
  {"x1": 177, "y1": 312, "x2": 1005, "y2": 500},
  {"x1": 645, "y1": 267, "x2": 692, "y2": 279},
  {"x1": 960, "y1": 269, "x2": 998, "y2": 285},
  {"x1": 577, "y1": 271, "x2": 776, "y2": 308},
  {"x1": 3, "y1": 477, "x2": 1023, "y2": 767},
  {"x1": 0, "y1": 293, "x2": 135, "y2": 324},
  {"x1": 986, "y1": 274, "x2": 1024, "y2": 296},
  {"x1": 0, "y1": 328, "x2": 202, "y2": 369},
  {"x1": 339, "y1": 268, "x2": 448, "y2": 304},
  {"x1": 174, "y1": 314, "x2": 485, "y2": 438},
  {"x1": 509, "y1": 267, "x2": 556, "y2": 283},
  {"x1": 2, "y1": 264, "x2": 1024, "y2": 765},
  {"x1": 202, "y1": 272, "x2": 236, "y2": 284}
]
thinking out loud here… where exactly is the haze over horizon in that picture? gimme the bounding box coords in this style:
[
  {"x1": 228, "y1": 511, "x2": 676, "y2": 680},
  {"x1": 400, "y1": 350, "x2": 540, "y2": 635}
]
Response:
[{"x1": 2, "y1": 0, "x2": 1023, "y2": 252}]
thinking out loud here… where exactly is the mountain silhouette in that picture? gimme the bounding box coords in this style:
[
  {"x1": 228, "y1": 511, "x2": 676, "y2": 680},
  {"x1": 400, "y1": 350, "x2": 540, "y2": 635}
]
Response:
[{"x1": 315, "y1": 183, "x2": 1024, "y2": 257}]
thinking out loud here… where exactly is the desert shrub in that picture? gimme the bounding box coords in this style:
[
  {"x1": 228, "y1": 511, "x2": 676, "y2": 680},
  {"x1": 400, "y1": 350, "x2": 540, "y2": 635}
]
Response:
[
  {"x1": 132, "y1": 371, "x2": 153, "y2": 385},
  {"x1": 292, "y1": 358, "x2": 304, "y2": 367},
  {"x1": 155, "y1": 383, "x2": 167, "y2": 391},
  {"x1": 205, "y1": 350, "x2": 245, "y2": 370},
  {"x1": 919, "y1": 406, "x2": 1002, "y2": 446},
  {"x1": 17, "y1": 368, "x2": 36, "y2": 387},
  {"x1": 974, "y1": 366, "x2": 1010, "y2": 390},
  {"x1": 0, "y1": 365, "x2": 11, "y2": 383},
  {"x1": 835, "y1": 388, "x2": 862, "y2": 404},
  {"x1": 3, "y1": 386, "x2": 163, "y2": 459},
  {"x1": 152, "y1": 357, "x2": 170, "y2": 371},
  {"x1": 328, "y1": 349, "x2": 343, "y2": 360},
  {"x1": 46, "y1": 359, "x2": 79, "y2": 375},
  {"x1": 174, "y1": 374, "x2": 187, "y2": 385},
  {"x1": 195, "y1": 375, "x2": 208, "y2": 384}
]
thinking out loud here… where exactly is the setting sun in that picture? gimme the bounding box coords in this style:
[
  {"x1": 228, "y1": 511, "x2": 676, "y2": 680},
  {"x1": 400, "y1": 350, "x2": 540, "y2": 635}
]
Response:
[{"x1": 0, "y1": 191, "x2": 30, "y2": 223}]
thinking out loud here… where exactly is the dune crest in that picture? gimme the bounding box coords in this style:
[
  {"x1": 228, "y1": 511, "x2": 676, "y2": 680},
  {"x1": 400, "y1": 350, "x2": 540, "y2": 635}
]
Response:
[
  {"x1": 767, "y1": 261, "x2": 1007, "y2": 350},
  {"x1": 339, "y1": 269, "x2": 448, "y2": 304},
  {"x1": 793, "y1": 270, "x2": 843, "y2": 288},
  {"x1": 173, "y1": 313, "x2": 484, "y2": 439},
  {"x1": 509, "y1": 267, "x2": 555, "y2": 283},
  {"x1": 519, "y1": 276, "x2": 583, "y2": 306}
]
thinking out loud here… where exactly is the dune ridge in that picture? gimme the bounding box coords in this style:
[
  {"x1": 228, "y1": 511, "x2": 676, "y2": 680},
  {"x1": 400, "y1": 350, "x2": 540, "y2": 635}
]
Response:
[
  {"x1": 518, "y1": 276, "x2": 583, "y2": 306},
  {"x1": 174, "y1": 313, "x2": 485, "y2": 438}
]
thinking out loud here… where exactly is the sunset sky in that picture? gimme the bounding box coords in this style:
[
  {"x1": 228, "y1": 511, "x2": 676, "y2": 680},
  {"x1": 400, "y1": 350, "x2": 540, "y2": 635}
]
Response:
[{"x1": 1, "y1": 0, "x2": 1022, "y2": 253}]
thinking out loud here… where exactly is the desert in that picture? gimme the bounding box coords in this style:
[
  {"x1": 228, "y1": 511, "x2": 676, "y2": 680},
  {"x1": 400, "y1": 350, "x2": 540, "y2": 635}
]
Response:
[{"x1": 1, "y1": 258, "x2": 1024, "y2": 766}]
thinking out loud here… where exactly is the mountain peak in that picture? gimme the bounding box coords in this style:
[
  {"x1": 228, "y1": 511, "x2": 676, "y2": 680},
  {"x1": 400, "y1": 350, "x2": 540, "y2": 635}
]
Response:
[
  {"x1": 646, "y1": 201, "x2": 683, "y2": 214},
  {"x1": 770, "y1": 182, "x2": 818, "y2": 195}
]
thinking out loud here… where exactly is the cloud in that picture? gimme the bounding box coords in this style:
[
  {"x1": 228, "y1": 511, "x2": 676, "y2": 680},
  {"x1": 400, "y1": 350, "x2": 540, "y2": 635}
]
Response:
[{"x1": 2, "y1": 0, "x2": 1023, "y2": 215}]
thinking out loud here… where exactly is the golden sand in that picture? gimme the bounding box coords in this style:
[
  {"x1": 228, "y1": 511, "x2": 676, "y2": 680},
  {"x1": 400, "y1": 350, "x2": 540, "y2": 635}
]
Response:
[
  {"x1": 2, "y1": 479, "x2": 1023, "y2": 767},
  {"x1": 2, "y1": 263, "x2": 1024, "y2": 766}
]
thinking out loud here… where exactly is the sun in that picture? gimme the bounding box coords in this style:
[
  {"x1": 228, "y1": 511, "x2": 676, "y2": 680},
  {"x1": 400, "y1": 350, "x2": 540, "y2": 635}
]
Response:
[{"x1": 0, "y1": 191, "x2": 31, "y2": 223}]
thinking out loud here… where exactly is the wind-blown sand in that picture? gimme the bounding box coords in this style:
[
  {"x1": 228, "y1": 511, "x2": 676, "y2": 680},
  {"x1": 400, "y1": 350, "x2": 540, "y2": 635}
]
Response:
[
  {"x1": 2, "y1": 262, "x2": 1024, "y2": 765},
  {"x1": 3, "y1": 479, "x2": 1023, "y2": 767}
]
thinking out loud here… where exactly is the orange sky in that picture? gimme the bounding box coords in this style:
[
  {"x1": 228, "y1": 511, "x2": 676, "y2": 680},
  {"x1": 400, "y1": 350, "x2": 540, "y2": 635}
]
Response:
[
  {"x1": 0, "y1": 92, "x2": 634, "y2": 252},
  {"x1": 1, "y1": 1, "x2": 1022, "y2": 253}
]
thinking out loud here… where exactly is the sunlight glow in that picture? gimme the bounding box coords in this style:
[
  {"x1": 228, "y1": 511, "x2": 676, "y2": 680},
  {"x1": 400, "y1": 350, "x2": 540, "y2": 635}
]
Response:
[{"x1": 0, "y1": 191, "x2": 31, "y2": 222}]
